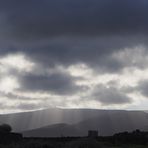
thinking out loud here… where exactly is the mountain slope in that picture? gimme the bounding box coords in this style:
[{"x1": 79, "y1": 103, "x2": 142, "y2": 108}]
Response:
[
  {"x1": 76, "y1": 111, "x2": 148, "y2": 136},
  {"x1": 23, "y1": 110, "x2": 148, "y2": 137},
  {"x1": 23, "y1": 123, "x2": 82, "y2": 137},
  {"x1": 0, "y1": 108, "x2": 121, "y2": 132}
]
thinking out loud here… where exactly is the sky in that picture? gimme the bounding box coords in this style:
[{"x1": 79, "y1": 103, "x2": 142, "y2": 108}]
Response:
[{"x1": 0, "y1": 0, "x2": 148, "y2": 113}]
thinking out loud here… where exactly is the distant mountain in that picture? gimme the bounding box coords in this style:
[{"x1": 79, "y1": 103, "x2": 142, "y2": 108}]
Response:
[
  {"x1": 76, "y1": 111, "x2": 148, "y2": 136},
  {"x1": 144, "y1": 110, "x2": 148, "y2": 113},
  {"x1": 0, "y1": 108, "x2": 124, "y2": 132},
  {"x1": 23, "y1": 123, "x2": 82, "y2": 137},
  {"x1": 22, "y1": 110, "x2": 148, "y2": 137}
]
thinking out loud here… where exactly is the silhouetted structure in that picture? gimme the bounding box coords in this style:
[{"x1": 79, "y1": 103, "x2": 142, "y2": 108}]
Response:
[{"x1": 88, "y1": 130, "x2": 98, "y2": 138}]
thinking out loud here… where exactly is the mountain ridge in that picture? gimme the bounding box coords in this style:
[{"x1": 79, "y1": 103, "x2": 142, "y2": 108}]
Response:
[
  {"x1": 20, "y1": 109, "x2": 148, "y2": 137},
  {"x1": 0, "y1": 108, "x2": 129, "y2": 132}
]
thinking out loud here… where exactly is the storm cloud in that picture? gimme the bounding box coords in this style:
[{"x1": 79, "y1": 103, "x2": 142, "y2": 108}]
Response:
[
  {"x1": 0, "y1": 0, "x2": 148, "y2": 40},
  {"x1": 0, "y1": 0, "x2": 148, "y2": 70},
  {"x1": 91, "y1": 85, "x2": 132, "y2": 105},
  {"x1": 137, "y1": 80, "x2": 148, "y2": 98},
  {"x1": 0, "y1": 0, "x2": 148, "y2": 112},
  {"x1": 19, "y1": 71, "x2": 84, "y2": 95}
]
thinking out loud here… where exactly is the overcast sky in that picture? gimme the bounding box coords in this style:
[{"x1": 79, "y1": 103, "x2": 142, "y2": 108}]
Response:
[{"x1": 0, "y1": 0, "x2": 148, "y2": 113}]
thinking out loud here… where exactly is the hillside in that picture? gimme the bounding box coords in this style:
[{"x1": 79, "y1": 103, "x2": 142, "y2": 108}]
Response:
[
  {"x1": 0, "y1": 108, "x2": 115, "y2": 132},
  {"x1": 22, "y1": 110, "x2": 148, "y2": 137}
]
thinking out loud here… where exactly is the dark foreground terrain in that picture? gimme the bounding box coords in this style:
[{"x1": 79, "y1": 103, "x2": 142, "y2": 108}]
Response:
[
  {"x1": 0, "y1": 137, "x2": 148, "y2": 148},
  {"x1": 1, "y1": 130, "x2": 148, "y2": 148},
  {"x1": 1, "y1": 109, "x2": 148, "y2": 147}
]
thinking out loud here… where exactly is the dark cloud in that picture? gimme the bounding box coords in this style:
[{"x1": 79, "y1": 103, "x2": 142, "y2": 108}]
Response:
[
  {"x1": 137, "y1": 80, "x2": 148, "y2": 97},
  {"x1": 0, "y1": 0, "x2": 148, "y2": 111},
  {"x1": 91, "y1": 85, "x2": 132, "y2": 105},
  {"x1": 1, "y1": 36, "x2": 146, "y2": 74},
  {"x1": 19, "y1": 71, "x2": 84, "y2": 95},
  {"x1": 0, "y1": 0, "x2": 148, "y2": 72},
  {"x1": 0, "y1": 0, "x2": 148, "y2": 40}
]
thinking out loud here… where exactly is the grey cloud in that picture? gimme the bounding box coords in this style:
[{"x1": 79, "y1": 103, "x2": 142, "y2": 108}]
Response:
[
  {"x1": 91, "y1": 85, "x2": 132, "y2": 105},
  {"x1": 1, "y1": 35, "x2": 146, "y2": 74},
  {"x1": 0, "y1": 0, "x2": 148, "y2": 41},
  {"x1": 0, "y1": 102, "x2": 6, "y2": 110},
  {"x1": 19, "y1": 71, "x2": 84, "y2": 95},
  {"x1": 0, "y1": 91, "x2": 39, "y2": 101},
  {"x1": 0, "y1": 100, "x2": 40, "y2": 111},
  {"x1": 137, "y1": 80, "x2": 148, "y2": 97},
  {"x1": 16, "y1": 103, "x2": 44, "y2": 111},
  {"x1": 0, "y1": 0, "x2": 148, "y2": 110},
  {"x1": 124, "y1": 79, "x2": 148, "y2": 98},
  {"x1": 0, "y1": 0, "x2": 148, "y2": 73}
]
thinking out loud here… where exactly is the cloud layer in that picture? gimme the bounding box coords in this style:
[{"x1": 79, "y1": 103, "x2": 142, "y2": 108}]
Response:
[{"x1": 0, "y1": 0, "x2": 148, "y2": 112}]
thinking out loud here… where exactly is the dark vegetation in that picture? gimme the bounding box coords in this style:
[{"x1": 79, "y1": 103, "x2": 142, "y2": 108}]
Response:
[
  {"x1": 0, "y1": 124, "x2": 12, "y2": 133},
  {"x1": 0, "y1": 124, "x2": 148, "y2": 148},
  {"x1": 0, "y1": 124, "x2": 22, "y2": 144}
]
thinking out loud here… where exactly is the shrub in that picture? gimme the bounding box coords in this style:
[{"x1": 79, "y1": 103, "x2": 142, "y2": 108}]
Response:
[{"x1": 0, "y1": 124, "x2": 12, "y2": 133}]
